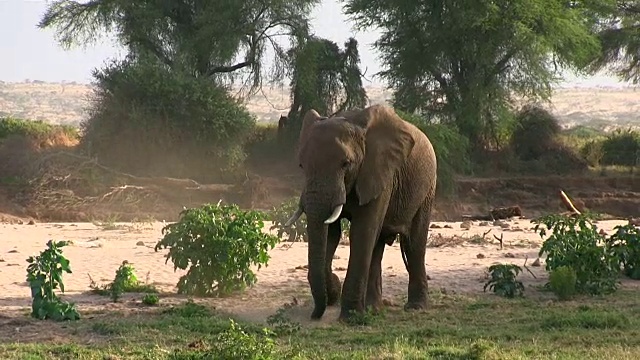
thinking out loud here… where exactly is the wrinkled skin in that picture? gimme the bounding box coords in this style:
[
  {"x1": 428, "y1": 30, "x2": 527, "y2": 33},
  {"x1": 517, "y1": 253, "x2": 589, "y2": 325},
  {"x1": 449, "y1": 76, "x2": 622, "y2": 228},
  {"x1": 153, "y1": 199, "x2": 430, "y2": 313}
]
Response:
[{"x1": 287, "y1": 105, "x2": 437, "y2": 322}]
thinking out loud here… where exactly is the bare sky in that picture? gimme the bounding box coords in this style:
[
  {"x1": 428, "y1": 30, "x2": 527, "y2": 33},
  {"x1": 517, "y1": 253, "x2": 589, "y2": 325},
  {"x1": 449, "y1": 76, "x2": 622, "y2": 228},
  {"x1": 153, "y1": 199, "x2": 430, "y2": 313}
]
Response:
[{"x1": 0, "y1": 0, "x2": 632, "y2": 88}]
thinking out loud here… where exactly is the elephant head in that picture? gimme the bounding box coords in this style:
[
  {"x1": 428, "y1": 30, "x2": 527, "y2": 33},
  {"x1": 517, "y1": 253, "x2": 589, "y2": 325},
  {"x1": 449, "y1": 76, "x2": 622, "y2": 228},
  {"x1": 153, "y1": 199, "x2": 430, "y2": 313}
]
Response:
[{"x1": 285, "y1": 105, "x2": 415, "y2": 318}]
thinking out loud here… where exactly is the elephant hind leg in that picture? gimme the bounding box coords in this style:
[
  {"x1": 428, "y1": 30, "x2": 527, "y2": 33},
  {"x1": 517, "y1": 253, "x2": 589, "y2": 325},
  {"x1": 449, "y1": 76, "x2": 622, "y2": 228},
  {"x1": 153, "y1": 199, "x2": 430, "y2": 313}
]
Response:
[{"x1": 403, "y1": 199, "x2": 432, "y2": 311}]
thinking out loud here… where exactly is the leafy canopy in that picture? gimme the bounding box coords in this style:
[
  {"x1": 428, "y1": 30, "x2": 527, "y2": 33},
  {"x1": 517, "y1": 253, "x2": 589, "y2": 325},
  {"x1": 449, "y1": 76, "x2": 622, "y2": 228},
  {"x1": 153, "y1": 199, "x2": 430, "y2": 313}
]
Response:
[
  {"x1": 39, "y1": 0, "x2": 320, "y2": 95},
  {"x1": 287, "y1": 36, "x2": 368, "y2": 121},
  {"x1": 343, "y1": 0, "x2": 605, "y2": 147}
]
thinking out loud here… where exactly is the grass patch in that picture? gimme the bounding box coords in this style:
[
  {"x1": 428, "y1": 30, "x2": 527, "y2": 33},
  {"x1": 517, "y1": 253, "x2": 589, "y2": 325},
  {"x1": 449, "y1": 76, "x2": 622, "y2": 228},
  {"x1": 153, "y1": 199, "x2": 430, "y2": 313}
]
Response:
[{"x1": 1, "y1": 290, "x2": 639, "y2": 359}]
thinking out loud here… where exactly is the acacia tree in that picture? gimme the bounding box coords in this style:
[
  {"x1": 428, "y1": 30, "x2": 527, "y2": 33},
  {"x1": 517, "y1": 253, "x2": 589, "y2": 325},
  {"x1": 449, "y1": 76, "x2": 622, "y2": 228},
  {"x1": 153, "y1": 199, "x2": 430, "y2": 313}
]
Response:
[
  {"x1": 286, "y1": 36, "x2": 368, "y2": 122},
  {"x1": 343, "y1": 0, "x2": 606, "y2": 148},
  {"x1": 39, "y1": 0, "x2": 319, "y2": 96}
]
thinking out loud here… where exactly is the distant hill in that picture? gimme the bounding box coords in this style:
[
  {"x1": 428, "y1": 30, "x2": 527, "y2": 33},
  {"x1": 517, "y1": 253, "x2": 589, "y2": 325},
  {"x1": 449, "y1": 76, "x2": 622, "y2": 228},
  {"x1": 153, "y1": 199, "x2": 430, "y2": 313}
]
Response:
[{"x1": 0, "y1": 80, "x2": 638, "y2": 131}]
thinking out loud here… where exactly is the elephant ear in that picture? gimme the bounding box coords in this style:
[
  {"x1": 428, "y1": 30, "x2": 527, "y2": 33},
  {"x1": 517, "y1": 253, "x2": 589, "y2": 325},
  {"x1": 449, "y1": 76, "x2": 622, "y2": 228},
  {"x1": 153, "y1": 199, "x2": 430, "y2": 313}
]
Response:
[
  {"x1": 354, "y1": 106, "x2": 415, "y2": 206},
  {"x1": 297, "y1": 109, "x2": 326, "y2": 157}
]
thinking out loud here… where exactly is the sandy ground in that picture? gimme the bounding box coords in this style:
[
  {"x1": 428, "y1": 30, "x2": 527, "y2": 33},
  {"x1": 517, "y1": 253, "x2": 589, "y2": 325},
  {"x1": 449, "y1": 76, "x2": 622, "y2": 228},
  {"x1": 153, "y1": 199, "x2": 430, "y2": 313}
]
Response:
[{"x1": 0, "y1": 219, "x2": 637, "y2": 326}]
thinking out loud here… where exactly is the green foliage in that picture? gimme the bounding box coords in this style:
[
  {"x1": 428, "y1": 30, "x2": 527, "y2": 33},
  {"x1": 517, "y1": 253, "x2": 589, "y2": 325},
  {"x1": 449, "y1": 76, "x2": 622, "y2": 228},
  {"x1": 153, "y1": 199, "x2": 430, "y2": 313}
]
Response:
[
  {"x1": 26, "y1": 240, "x2": 80, "y2": 321},
  {"x1": 549, "y1": 265, "x2": 578, "y2": 301},
  {"x1": 89, "y1": 261, "x2": 157, "y2": 301},
  {"x1": 599, "y1": 129, "x2": 640, "y2": 166},
  {"x1": 483, "y1": 264, "x2": 525, "y2": 298},
  {"x1": 344, "y1": 0, "x2": 603, "y2": 147},
  {"x1": 511, "y1": 104, "x2": 562, "y2": 161},
  {"x1": 609, "y1": 224, "x2": 640, "y2": 280},
  {"x1": 534, "y1": 213, "x2": 622, "y2": 295},
  {"x1": 586, "y1": 2, "x2": 640, "y2": 83},
  {"x1": 286, "y1": 36, "x2": 368, "y2": 124},
  {"x1": 0, "y1": 117, "x2": 78, "y2": 142},
  {"x1": 269, "y1": 197, "x2": 308, "y2": 242},
  {"x1": 39, "y1": 0, "x2": 319, "y2": 94},
  {"x1": 579, "y1": 139, "x2": 606, "y2": 167},
  {"x1": 266, "y1": 307, "x2": 301, "y2": 336},
  {"x1": 81, "y1": 60, "x2": 256, "y2": 182},
  {"x1": 209, "y1": 319, "x2": 277, "y2": 360},
  {"x1": 155, "y1": 203, "x2": 280, "y2": 297},
  {"x1": 269, "y1": 197, "x2": 350, "y2": 242},
  {"x1": 398, "y1": 111, "x2": 471, "y2": 197},
  {"x1": 142, "y1": 293, "x2": 160, "y2": 306}
]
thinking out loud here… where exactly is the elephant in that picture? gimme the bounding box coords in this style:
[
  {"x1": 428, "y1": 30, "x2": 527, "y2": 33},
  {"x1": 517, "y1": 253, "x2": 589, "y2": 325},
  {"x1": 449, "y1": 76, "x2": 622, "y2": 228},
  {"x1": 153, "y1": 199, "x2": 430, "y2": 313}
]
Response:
[{"x1": 284, "y1": 104, "x2": 438, "y2": 322}]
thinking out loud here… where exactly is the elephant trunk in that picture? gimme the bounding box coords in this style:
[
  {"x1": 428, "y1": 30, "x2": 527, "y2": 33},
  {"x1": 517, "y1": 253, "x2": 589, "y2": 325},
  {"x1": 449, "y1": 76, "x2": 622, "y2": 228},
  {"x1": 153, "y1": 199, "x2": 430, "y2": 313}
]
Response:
[{"x1": 307, "y1": 218, "x2": 328, "y2": 319}]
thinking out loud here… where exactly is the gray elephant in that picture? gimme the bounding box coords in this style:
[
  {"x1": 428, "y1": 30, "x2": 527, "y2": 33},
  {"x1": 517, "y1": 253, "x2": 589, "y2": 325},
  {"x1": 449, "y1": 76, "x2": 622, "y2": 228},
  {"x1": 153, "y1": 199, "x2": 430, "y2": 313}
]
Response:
[{"x1": 285, "y1": 104, "x2": 437, "y2": 322}]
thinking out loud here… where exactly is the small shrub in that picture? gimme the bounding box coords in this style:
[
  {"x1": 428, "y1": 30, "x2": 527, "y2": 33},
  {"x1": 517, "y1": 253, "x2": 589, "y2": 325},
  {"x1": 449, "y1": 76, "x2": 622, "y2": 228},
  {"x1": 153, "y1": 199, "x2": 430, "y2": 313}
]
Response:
[
  {"x1": 89, "y1": 261, "x2": 157, "y2": 302},
  {"x1": 269, "y1": 197, "x2": 350, "y2": 242},
  {"x1": 266, "y1": 307, "x2": 301, "y2": 335},
  {"x1": 600, "y1": 128, "x2": 640, "y2": 166},
  {"x1": 155, "y1": 202, "x2": 280, "y2": 297},
  {"x1": 26, "y1": 240, "x2": 80, "y2": 321},
  {"x1": 511, "y1": 104, "x2": 561, "y2": 161},
  {"x1": 210, "y1": 319, "x2": 277, "y2": 359},
  {"x1": 534, "y1": 213, "x2": 622, "y2": 295},
  {"x1": 142, "y1": 293, "x2": 160, "y2": 306},
  {"x1": 579, "y1": 139, "x2": 605, "y2": 167},
  {"x1": 483, "y1": 264, "x2": 525, "y2": 298},
  {"x1": 548, "y1": 265, "x2": 578, "y2": 300},
  {"x1": 609, "y1": 224, "x2": 640, "y2": 280},
  {"x1": 269, "y1": 197, "x2": 308, "y2": 242}
]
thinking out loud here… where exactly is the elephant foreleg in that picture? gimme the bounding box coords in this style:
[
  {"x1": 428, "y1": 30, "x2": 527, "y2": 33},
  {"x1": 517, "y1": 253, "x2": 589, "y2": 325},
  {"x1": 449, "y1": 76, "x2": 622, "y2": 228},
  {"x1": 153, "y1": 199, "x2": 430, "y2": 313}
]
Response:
[
  {"x1": 339, "y1": 196, "x2": 389, "y2": 321},
  {"x1": 403, "y1": 199, "x2": 432, "y2": 311},
  {"x1": 306, "y1": 221, "x2": 342, "y2": 307},
  {"x1": 365, "y1": 239, "x2": 386, "y2": 312},
  {"x1": 326, "y1": 221, "x2": 343, "y2": 306}
]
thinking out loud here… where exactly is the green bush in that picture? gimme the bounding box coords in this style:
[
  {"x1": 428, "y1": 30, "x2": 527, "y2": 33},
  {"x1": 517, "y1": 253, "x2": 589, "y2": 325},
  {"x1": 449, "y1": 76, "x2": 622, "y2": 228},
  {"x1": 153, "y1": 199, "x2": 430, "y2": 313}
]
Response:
[
  {"x1": 81, "y1": 59, "x2": 256, "y2": 182},
  {"x1": 579, "y1": 139, "x2": 605, "y2": 167},
  {"x1": 609, "y1": 224, "x2": 640, "y2": 280},
  {"x1": 269, "y1": 197, "x2": 350, "y2": 243},
  {"x1": 269, "y1": 197, "x2": 308, "y2": 242},
  {"x1": 599, "y1": 129, "x2": 640, "y2": 166},
  {"x1": 155, "y1": 203, "x2": 280, "y2": 297},
  {"x1": 511, "y1": 104, "x2": 561, "y2": 161},
  {"x1": 549, "y1": 265, "x2": 578, "y2": 301},
  {"x1": 483, "y1": 264, "x2": 525, "y2": 298},
  {"x1": 397, "y1": 111, "x2": 471, "y2": 197},
  {"x1": 534, "y1": 213, "x2": 622, "y2": 295},
  {"x1": 210, "y1": 319, "x2": 277, "y2": 359},
  {"x1": 26, "y1": 240, "x2": 80, "y2": 321},
  {"x1": 0, "y1": 117, "x2": 78, "y2": 142}
]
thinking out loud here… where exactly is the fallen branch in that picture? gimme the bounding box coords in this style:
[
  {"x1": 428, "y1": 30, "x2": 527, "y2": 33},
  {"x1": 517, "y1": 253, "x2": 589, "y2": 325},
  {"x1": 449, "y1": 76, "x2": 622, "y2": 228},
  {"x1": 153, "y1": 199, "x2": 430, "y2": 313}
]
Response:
[
  {"x1": 523, "y1": 256, "x2": 537, "y2": 279},
  {"x1": 559, "y1": 189, "x2": 581, "y2": 215},
  {"x1": 493, "y1": 233, "x2": 504, "y2": 250}
]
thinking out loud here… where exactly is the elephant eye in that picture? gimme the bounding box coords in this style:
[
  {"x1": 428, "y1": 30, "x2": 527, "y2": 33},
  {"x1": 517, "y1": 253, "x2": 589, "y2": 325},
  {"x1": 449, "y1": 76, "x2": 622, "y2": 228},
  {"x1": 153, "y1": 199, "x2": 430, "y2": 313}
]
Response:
[
  {"x1": 342, "y1": 159, "x2": 351, "y2": 168},
  {"x1": 299, "y1": 163, "x2": 303, "y2": 169}
]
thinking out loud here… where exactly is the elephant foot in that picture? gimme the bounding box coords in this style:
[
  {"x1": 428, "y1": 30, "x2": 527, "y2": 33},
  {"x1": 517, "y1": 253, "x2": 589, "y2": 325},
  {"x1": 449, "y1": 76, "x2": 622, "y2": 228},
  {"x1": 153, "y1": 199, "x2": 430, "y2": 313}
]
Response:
[
  {"x1": 364, "y1": 297, "x2": 383, "y2": 314},
  {"x1": 327, "y1": 273, "x2": 342, "y2": 306},
  {"x1": 310, "y1": 306, "x2": 326, "y2": 320},
  {"x1": 403, "y1": 300, "x2": 427, "y2": 311}
]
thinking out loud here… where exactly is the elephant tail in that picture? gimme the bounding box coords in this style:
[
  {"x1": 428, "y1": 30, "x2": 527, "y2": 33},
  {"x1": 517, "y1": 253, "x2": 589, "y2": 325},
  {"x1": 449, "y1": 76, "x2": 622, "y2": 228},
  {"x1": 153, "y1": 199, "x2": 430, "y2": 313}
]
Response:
[{"x1": 399, "y1": 235, "x2": 410, "y2": 273}]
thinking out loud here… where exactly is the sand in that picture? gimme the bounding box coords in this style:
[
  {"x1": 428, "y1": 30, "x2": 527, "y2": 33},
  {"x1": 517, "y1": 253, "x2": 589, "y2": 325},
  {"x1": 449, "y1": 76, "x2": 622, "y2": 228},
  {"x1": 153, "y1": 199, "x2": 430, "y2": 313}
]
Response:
[{"x1": 0, "y1": 219, "x2": 636, "y2": 326}]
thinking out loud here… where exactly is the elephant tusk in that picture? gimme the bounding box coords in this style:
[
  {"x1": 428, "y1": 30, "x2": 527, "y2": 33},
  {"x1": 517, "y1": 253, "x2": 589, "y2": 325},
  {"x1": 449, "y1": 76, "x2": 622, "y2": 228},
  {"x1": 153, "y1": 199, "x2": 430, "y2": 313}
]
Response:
[
  {"x1": 284, "y1": 207, "x2": 304, "y2": 227},
  {"x1": 324, "y1": 204, "x2": 343, "y2": 224}
]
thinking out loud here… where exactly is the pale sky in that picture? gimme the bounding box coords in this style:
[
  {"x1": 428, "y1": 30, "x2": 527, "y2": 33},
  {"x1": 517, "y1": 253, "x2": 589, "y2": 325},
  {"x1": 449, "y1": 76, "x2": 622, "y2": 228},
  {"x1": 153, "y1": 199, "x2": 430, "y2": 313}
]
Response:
[{"x1": 0, "y1": 0, "x2": 633, "y2": 88}]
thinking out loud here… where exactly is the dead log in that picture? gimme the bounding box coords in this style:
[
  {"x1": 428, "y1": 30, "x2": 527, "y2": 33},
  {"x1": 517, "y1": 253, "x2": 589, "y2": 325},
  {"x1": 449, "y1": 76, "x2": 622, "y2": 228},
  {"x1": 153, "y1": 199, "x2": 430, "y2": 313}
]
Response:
[
  {"x1": 461, "y1": 205, "x2": 524, "y2": 221},
  {"x1": 490, "y1": 206, "x2": 523, "y2": 220},
  {"x1": 559, "y1": 190, "x2": 581, "y2": 215}
]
